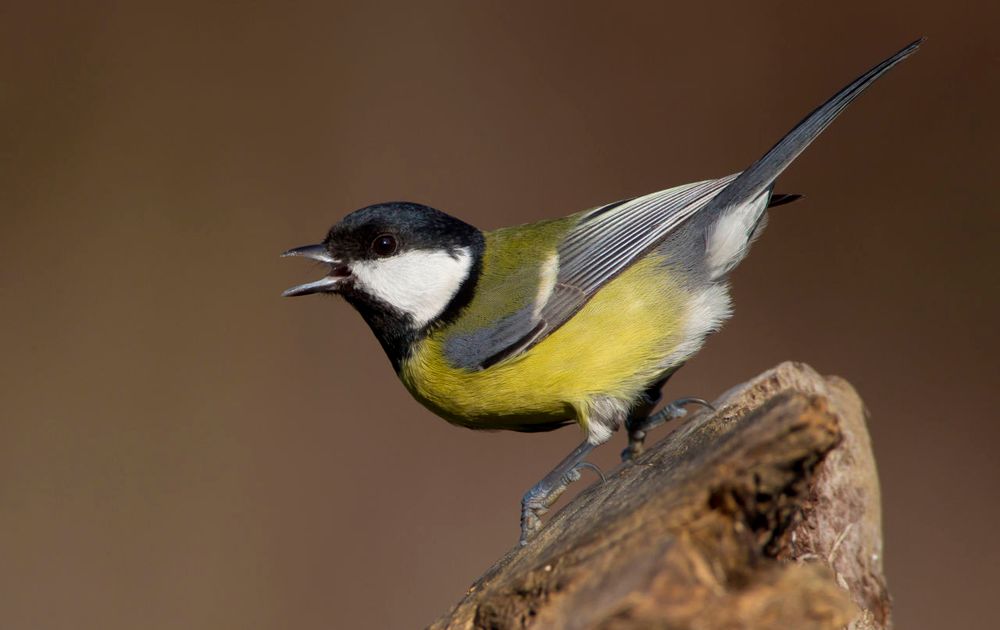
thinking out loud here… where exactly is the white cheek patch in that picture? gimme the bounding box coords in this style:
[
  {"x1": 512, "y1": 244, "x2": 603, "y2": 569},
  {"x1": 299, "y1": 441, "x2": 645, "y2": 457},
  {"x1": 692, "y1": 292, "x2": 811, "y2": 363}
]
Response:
[{"x1": 351, "y1": 248, "x2": 473, "y2": 327}]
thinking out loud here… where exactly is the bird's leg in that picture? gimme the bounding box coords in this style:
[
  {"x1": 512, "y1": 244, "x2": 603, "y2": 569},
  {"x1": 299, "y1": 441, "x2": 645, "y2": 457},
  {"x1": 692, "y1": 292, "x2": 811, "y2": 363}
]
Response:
[
  {"x1": 622, "y1": 397, "x2": 715, "y2": 462},
  {"x1": 620, "y1": 372, "x2": 714, "y2": 462},
  {"x1": 520, "y1": 439, "x2": 599, "y2": 545},
  {"x1": 620, "y1": 377, "x2": 666, "y2": 462}
]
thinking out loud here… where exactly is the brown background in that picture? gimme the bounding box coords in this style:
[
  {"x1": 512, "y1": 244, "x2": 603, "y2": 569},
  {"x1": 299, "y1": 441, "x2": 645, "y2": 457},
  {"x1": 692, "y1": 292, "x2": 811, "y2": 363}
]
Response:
[{"x1": 2, "y1": 1, "x2": 997, "y2": 628}]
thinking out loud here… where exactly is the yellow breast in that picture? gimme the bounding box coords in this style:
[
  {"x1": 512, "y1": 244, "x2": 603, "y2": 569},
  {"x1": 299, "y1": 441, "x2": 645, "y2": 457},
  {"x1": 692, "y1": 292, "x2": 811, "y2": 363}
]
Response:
[{"x1": 399, "y1": 255, "x2": 690, "y2": 432}]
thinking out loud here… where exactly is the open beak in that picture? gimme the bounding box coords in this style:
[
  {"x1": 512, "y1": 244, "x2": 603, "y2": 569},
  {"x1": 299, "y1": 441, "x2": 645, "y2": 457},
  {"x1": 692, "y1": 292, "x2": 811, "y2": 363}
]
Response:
[{"x1": 280, "y1": 244, "x2": 351, "y2": 297}]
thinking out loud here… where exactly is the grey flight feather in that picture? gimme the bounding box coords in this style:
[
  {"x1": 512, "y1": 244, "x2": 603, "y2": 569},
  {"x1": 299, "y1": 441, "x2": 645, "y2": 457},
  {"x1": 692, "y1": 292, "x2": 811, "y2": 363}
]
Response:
[
  {"x1": 700, "y1": 37, "x2": 923, "y2": 219},
  {"x1": 446, "y1": 303, "x2": 545, "y2": 370},
  {"x1": 448, "y1": 39, "x2": 922, "y2": 371},
  {"x1": 445, "y1": 178, "x2": 740, "y2": 371}
]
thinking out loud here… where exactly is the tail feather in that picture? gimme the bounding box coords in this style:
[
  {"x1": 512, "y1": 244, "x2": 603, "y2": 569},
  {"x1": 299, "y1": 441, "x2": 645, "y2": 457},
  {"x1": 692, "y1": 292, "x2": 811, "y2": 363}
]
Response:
[
  {"x1": 703, "y1": 38, "x2": 923, "y2": 278},
  {"x1": 708, "y1": 38, "x2": 922, "y2": 216},
  {"x1": 767, "y1": 193, "x2": 803, "y2": 208}
]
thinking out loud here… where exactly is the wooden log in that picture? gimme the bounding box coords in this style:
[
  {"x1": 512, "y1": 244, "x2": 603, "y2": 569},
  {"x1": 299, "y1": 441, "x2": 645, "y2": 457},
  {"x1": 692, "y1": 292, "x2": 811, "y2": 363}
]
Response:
[{"x1": 430, "y1": 362, "x2": 889, "y2": 630}]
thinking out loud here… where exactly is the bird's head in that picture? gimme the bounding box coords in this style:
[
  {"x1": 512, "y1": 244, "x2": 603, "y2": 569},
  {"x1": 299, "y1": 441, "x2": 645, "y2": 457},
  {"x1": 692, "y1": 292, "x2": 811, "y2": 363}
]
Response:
[{"x1": 282, "y1": 202, "x2": 484, "y2": 337}]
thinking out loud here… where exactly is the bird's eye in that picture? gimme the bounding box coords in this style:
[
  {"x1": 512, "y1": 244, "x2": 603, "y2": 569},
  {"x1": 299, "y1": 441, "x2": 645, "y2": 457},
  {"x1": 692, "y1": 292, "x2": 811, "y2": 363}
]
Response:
[{"x1": 371, "y1": 234, "x2": 398, "y2": 257}]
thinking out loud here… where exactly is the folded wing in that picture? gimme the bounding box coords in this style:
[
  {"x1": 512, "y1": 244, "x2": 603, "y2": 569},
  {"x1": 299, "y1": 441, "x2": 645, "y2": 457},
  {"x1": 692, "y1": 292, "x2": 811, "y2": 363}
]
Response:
[{"x1": 446, "y1": 38, "x2": 922, "y2": 371}]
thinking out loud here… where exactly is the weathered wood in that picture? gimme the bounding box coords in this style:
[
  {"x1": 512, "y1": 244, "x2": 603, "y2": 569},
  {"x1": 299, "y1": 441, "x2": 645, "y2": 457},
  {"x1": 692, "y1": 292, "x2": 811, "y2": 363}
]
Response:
[{"x1": 430, "y1": 362, "x2": 889, "y2": 630}]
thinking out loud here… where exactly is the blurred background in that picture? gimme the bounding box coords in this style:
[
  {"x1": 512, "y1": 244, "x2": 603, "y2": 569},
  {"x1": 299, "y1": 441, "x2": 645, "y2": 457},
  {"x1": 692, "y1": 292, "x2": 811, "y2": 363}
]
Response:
[{"x1": 2, "y1": 1, "x2": 997, "y2": 628}]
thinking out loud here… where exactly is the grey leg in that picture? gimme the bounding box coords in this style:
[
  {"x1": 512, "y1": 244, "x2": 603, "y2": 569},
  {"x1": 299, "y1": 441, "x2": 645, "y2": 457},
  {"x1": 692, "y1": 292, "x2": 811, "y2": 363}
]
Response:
[
  {"x1": 520, "y1": 439, "x2": 598, "y2": 545},
  {"x1": 622, "y1": 397, "x2": 714, "y2": 462}
]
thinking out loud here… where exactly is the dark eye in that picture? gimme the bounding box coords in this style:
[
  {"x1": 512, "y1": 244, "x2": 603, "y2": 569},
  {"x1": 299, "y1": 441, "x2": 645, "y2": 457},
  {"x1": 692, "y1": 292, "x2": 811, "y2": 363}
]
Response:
[{"x1": 371, "y1": 233, "x2": 397, "y2": 257}]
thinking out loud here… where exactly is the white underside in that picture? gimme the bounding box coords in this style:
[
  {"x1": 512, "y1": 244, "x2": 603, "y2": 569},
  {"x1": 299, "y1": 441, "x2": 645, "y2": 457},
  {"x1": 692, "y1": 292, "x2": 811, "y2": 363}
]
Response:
[
  {"x1": 351, "y1": 248, "x2": 473, "y2": 327},
  {"x1": 658, "y1": 283, "x2": 733, "y2": 372},
  {"x1": 704, "y1": 191, "x2": 770, "y2": 279},
  {"x1": 584, "y1": 396, "x2": 630, "y2": 445}
]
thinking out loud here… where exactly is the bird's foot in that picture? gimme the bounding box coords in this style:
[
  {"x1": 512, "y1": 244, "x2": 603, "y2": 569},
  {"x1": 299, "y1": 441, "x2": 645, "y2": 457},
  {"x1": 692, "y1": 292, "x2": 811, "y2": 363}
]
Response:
[
  {"x1": 520, "y1": 440, "x2": 604, "y2": 545},
  {"x1": 621, "y1": 397, "x2": 715, "y2": 462}
]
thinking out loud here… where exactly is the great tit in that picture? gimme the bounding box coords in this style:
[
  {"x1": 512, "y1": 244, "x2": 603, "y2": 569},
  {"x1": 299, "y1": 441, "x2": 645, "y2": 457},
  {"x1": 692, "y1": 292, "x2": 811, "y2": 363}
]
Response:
[{"x1": 282, "y1": 39, "x2": 921, "y2": 544}]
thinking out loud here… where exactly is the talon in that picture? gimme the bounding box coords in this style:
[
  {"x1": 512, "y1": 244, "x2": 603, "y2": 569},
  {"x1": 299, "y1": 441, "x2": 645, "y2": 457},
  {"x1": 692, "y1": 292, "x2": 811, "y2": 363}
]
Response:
[
  {"x1": 520, "y1": 499, "x2": 547, "y2": 546},
  {"x1": 573, "y1": 461, "x2": 607, "y2": 483},
  {"x1": 621, "y1": 395, "x2": 714, "y2": 464},
  {"x1": 672, "y1": 397, "x2": 716, "y2": 412},
  {"x1": 518, "y1": 439, "x2": 598, "y2": 544}
]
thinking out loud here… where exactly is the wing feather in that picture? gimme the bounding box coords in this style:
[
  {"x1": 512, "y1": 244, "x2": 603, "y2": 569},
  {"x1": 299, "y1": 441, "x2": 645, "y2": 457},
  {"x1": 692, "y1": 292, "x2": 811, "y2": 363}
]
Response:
[
  {"x1": 450, "y1": 38, "x2": 922, "y2": 370},
  {"x1": 537, "y1": 175, "x2": 737, "y2": 319},
  {"x1": 441, "y1": 178, "x2": 735, "y2": 371}
]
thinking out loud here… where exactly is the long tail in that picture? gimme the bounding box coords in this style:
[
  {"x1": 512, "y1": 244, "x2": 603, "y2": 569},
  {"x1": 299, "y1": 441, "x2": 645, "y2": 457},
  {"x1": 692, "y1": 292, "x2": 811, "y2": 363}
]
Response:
[
  {"x1": 703, "y1": 38, "x2": 923, "y2": 277},
  {"x1": 709, "y1": 38, "x2": 922, "y2": 214}
]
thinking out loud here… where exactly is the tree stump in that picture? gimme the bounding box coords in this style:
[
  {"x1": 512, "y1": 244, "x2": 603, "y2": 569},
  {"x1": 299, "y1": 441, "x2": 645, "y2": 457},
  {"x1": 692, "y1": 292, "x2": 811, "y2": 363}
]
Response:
[{"x1": 430, "y1": 362, "x2": 889, "y2": 630}]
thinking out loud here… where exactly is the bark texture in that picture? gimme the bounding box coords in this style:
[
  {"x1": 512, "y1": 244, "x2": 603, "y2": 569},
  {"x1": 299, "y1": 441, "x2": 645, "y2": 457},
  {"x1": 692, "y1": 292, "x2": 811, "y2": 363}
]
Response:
[{"x1": 430, "y1": 362, "x2": 889, "y2": 630}]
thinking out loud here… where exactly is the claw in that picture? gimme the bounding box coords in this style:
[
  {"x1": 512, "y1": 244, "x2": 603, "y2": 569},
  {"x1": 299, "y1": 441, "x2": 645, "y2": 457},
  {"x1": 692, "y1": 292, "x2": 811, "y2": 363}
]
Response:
[
  {"x1": 519, "y1": 439, "x2": 597, "y2": 545},
  {"x1": 520, "y1": 498, "x2": 545, "y2": 545},
  {"x1": 573, "y1": 461, "x2": 607, "y2": 484},
  {"x1": 622, "y1": 395, "x2": 717, "y2": 463},
  {"x1": 671, "y1": 397, "x2": 716, "y2": 412}
]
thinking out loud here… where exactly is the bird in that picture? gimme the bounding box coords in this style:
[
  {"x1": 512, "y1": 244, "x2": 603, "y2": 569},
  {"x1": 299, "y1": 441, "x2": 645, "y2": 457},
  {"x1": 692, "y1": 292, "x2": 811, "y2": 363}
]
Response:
[{"x1": 281, "y1": 39, "x2": 921, "y2": 545}]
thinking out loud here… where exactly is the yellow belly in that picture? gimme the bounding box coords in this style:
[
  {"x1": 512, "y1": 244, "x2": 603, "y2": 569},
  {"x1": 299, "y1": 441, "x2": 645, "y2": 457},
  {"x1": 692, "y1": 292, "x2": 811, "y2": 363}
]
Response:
[{"x1": 400, "y1": 255, "x2": 690, "y2": 431}]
